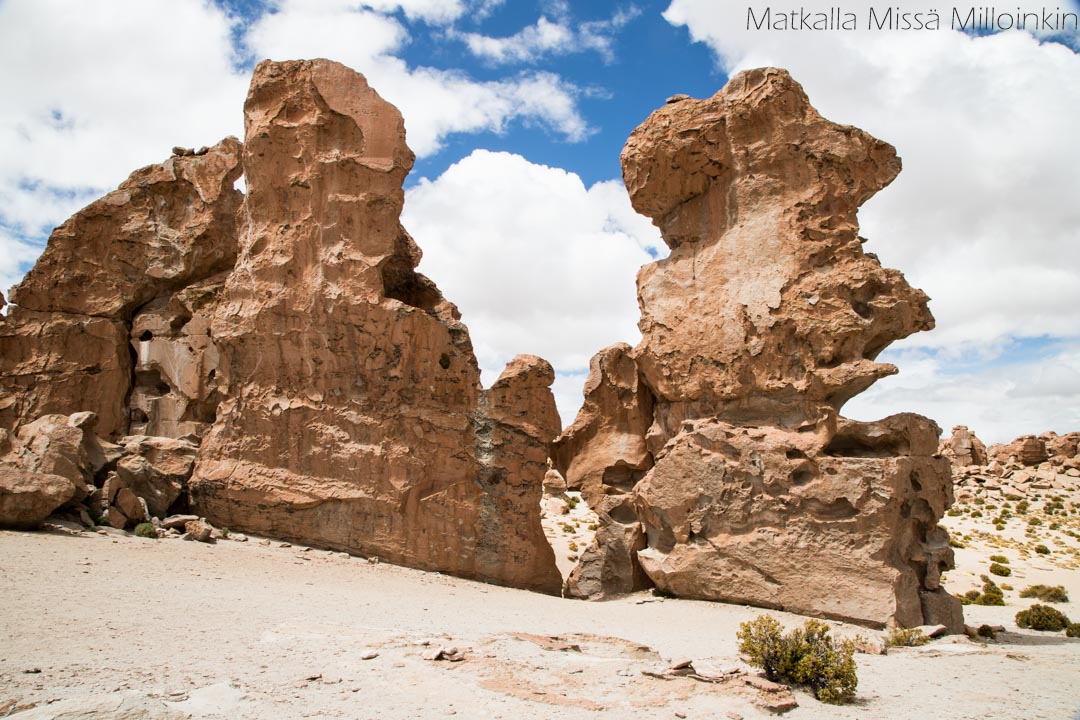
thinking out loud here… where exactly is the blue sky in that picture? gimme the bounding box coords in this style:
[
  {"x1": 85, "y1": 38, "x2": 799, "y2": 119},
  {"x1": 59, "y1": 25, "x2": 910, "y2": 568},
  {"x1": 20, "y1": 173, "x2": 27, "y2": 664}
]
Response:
[{"x1": 1, "y1": 0, "x2": 1078, "y2": 441}]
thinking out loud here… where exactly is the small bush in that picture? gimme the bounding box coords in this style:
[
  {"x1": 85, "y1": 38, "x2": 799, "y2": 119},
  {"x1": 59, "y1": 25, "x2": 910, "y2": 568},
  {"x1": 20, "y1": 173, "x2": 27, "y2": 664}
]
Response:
[
  {"x1": 134, "y1": 523, "x2": 157, "y2": 539},
  {"x1": 949, "y1": 537, "x2": 966, "y2": 549},
  {"x1": 566, "y1": 496, "x2": 580, "y2": 510},
  {"x1": 1015, "y1": 500, "x2": 1029, "y2": 514},
  {"x1": 884, "y1": 627, "x2": 929, "y2": 648},
  {"x1": 1000, "y1": 584, "x2": 1013, "y2": 591},
  {"x1": 1066, "y1": 623, "x2": 1080, "y2": 638},
  {"x1": 1028, "y1": 517, "x2": 1042, "y2": 527},
  {"x1": 969, "y1": 578, "x2": 1006, "y2": 606},
  {"x1": 989, "y1": 563, "x2": 1011, "y2": 577},
  {"x1": 970, "y1": 510, "x2": 983, "y2": 518},
  {"x1": 1019, "y1": 584, "x2": 1068, "y2": 603},
  {"x1": 1034, "y1": 544, "x2": 1051, "y2": 555},
  {"x1": 1015, "y1": 604, "x2": 1070, "y2": 632},
  {"x1": 976, "y1": 624, "x2": 997, "y2": 639},
  {"x1": 737, "y1": 615, "x2": 858, "y2": 705},
  {"x1": 989, "y1": 554, "x2": 1009, "y2": 564},
  {"x1": 946, "y1": 508, "x2": 962, "y2": 517}
]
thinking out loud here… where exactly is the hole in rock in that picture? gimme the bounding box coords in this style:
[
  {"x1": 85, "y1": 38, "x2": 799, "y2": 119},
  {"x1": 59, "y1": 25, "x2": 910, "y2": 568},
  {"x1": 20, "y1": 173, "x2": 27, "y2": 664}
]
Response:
[
  {"x1": 540, "y1": 485, "x2": 599, "y2": 583},
  {"x1": 601, "y1": 462, "x2": 648, "y2": 492},
  {"x1": 381, "y1": 258, "x2": 442, "y2": 315},
  {"x1": 139, "y1": 330, "x2": 153, "y2": 342},
  {"x1": 135, "y1": 368, "x2": 171, "y2": 397},
  {"x1": 824, "y1": 431, "x2": 907, "y2": 458}
]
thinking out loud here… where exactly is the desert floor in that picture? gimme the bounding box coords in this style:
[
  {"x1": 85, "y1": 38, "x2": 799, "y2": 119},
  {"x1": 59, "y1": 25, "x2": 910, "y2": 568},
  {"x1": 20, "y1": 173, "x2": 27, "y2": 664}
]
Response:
[{"x1": 3, "y1": 515, "x2": 1079, "y2": 720}]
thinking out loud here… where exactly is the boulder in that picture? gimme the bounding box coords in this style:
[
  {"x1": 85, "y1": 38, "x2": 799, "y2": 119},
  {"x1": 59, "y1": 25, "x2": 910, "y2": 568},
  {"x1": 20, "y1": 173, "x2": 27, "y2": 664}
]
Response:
[
  {"x1": 557, "y1": 68, "x2": 961, "y2": 630},
  {"x1": 188, "y1": 60, "x2": 561, "y2": 594},
  {"x1": 941, "y1": 425, "x2": 988, "y2": 467},
  {"x1": 0, "y1": 467, "x2": 76, "y2": 529},
  {"x1": 114, "y1": 435, "x2": 198, "y2": 517}
]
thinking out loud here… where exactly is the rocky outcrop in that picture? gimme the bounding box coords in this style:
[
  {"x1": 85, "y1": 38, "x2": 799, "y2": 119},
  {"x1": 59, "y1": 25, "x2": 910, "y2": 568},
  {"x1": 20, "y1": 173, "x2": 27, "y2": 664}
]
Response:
[
  {"x1": 0, "y1": 139, "x2": 243, "y2": 438},
  {"x1": 950, "y1": 430, "x2": 1080, "y2": 502},
  {"x1": 555, "y1": 68, "x2": 960, "y2": 630},
  {"x1": 941, "y1": 425, "x2": 988, "y2": 467},
  {"x1": 188, "y1": 59, "x2": 560, "y2": 593},
  {"x1": 0, "y1": 412, "x2": 106, "y2": 528}
]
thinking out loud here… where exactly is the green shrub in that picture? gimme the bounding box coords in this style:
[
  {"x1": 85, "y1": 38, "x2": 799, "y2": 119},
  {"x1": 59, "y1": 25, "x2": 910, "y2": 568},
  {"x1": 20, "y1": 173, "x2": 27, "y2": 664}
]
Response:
[
  {"x1": 949, "y1": 537, "x2": 966, "y2": 549},
  {"x1": 1027, "y1": 517, "x2": 1042, "y2": 526},
  {"x1": 566, "y1": 496, "x2": 580, "y2": 510},
  {"x1": 971, "y1": 577, "x2": 1006, "y2": 606},
  {"x1": 989, "y1": 554, "x2": 1009, "y2": 564},
  {"x1": 1019, "y1": 585, "x2": 1068, "y2": 603},
  {"x1": 737, "y1": 615, "x2": 858, "y2": 705},
  {"x1": 989, "y1": 563, "x2": 1011, "y2": 577},
  {"x1": 946, "y1": 508, "x2": 962, "y2": 517},
  {"x1": 884, "y1": 627, "x2": 929, "y2": 648},
  {"x1": 1066, "y1": 623, "x2": 1080, "y2": 638},
  {"x1": 1000, "y1": 584, "x2": 1013, "y2": 591},
  {"x1": 970, "y1": 510, "x2": 983, "y2": 518},
  {"x1": 1015, "y1": 604, "x2": 1070, "y2": 632},
  {"x1": 1015, "y1": 500, "x2": 1029, "y2": 514},
  {"x1": 976, "y1": 624, "x2": 997, "y2": 639},
  {"x1": 994, "y1": 524, "x2": 1006, "y2": 531},
  {"x1": 134, "y1": 523, "x2": 157, "y2": 539},
  {"x1": 1034, "y1": 544, "x2": 1051, "y2": 555}
]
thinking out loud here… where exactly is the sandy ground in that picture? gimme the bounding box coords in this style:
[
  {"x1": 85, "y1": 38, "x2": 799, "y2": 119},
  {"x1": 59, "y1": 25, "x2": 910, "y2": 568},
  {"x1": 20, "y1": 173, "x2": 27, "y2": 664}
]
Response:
[{"x1": 2, "y1": 520, "x2": 1079, "y2": 720}]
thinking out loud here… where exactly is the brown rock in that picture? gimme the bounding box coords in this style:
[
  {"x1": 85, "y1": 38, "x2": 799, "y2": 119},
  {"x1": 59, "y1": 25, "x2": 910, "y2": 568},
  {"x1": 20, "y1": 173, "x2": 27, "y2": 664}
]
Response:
[
  {"x1": 184, "y1": 518, "x2": 213, "y2": 542},
  {"x1": 0, "y1": 467, "x2": 76, "y2": 529},
  {"x1": 558, "y1": 68, "x2": 960, "y2": 629},
  {"x1": 941, "y1": 425, "x2": 988, "y2": 467},
  {"x1": 189, "y1": 60, "x2": 560, "y2": 594},
  {"x1": 990, "y1": 435, "x2": 1049, "y2": 466},
  {"x1": 115, "y1": 435, "x2": 197, "y2": 517},
  {"x1": 128, "y1": 275, "x2": 227, "y2": 439},
  {"x1": 1, "y1": 138, "x2": 243, "y2": 438},
  {"x1": 113, "y1": 487, "x2": 148, "y2": 525}
]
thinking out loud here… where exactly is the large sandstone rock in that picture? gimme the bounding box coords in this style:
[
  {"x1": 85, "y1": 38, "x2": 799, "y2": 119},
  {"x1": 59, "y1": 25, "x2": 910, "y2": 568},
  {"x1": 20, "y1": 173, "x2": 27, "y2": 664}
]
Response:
[
  {"x1": 557, "y1": 68, "x2": 961, "y2": 630},
  {"x1": 0, "y1": 412, "x2": 107, "y2": 528},
  {"x1": 189, "y1": 60, "x2": 560, "y2": 593},
  {"x1": 0, "y1": 138, "x2": 242, "y2": 438}
]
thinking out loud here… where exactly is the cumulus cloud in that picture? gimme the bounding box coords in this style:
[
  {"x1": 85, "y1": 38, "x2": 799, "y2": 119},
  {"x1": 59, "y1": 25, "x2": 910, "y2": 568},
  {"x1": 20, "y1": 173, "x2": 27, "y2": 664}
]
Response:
[
  {"x1": 455, "y1": 4, "x2": 641, "y2": 64},
  {"x1": 0, "y1": 0, "x2": 248, "y2": 292},
  {"x1": 404, "y1": 150, "x2": 662, "y2": 425},
  {"x1": 664, "y1": 0, "x2": 1080, "y2": 440}
]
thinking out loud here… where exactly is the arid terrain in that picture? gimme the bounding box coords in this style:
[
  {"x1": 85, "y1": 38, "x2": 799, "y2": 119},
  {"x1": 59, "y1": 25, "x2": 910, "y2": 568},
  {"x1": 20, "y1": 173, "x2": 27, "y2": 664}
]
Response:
[{"x1": 2, "y1": 471, "x2": 1079, "y2": 720}]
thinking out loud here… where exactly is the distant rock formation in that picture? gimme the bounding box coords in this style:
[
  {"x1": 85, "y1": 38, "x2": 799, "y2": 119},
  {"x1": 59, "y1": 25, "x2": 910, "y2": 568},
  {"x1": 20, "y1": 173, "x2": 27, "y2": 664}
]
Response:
[
  {"x1": 0, "y1": 59, "x2": 561, "y2": 595},
  {"x1": 940, "y1": 426, "x2": 988, "y2": 468},
  {"x1": 555, "y1": 68, "x2": 961, "y2": 631},
  {"x1": 950, "y1": 430, "x2": 1080, "y2": 502}
]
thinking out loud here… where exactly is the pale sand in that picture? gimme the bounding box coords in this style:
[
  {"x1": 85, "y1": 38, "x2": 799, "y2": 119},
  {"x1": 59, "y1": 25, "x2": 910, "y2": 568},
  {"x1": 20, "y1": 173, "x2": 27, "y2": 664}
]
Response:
[{"x1": 2, "y1": 524, "x2": 1079, "y2": 719}]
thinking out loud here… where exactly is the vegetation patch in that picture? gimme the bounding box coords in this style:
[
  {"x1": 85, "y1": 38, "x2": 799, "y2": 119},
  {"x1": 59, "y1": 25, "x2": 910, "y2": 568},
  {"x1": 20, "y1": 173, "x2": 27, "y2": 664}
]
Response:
[
  {"x1": 737, "y1": 615, "x2": 858, "y2": 705},
  {"x1": 1019, "y1": 585, "x2": 1068, "y2": 603},
  {"x1": 1015, "y1": 604, "x2": 1071, "y2": 632}
]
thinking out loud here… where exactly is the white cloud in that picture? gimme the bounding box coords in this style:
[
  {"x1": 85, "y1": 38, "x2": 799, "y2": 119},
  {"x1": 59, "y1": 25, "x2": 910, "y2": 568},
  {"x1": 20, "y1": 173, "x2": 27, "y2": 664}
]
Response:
[
  {"x1": 0, "y1": 0, "x2": 248, "y2": 295},
  {"x1": 243, "y1": 0, "x2": 591, "y2": 155},
  {"x1": 664, "y1": 0, "x2": 1080, "y2": 439},
  {"x1": 455, "y1": 4, "x2": 640, "y2": 65},
  {"x1": 845, "y1": 341, "x2": 1080, "y2": 443},
  {"x1": 404, "y1": 149, "x2": 662, "y2": 426},
  {"x1": 363, "y1": 0, "x2": 467, "y2": 25}
]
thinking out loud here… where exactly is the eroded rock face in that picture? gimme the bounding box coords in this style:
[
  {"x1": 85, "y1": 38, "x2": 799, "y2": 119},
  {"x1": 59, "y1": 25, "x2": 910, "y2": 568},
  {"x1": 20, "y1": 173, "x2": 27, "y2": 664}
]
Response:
[
  {"x1": 189, "y1": 60, "x2": 560, "y2": 593},
  {"x1": 941, "y1": 425, "x2": 988, "y2": 467},
  {"x1": 558, "y1": 68, "x2": 960, "y2": 630},
  {"x1": 0, "y1": 139, "x2": 243, "y2": 438}
]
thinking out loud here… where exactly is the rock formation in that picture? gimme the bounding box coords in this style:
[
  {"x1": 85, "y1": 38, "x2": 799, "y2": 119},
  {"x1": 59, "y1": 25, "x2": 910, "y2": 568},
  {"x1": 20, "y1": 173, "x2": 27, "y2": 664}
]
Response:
[
  {"x1": 184, "y1": 59, "x2": 560, "y2": 593},
  {"x1": 0, "y1": 59, "x2": 561, "y2": 595},
  {"x1": 949, "y1": 430, "x2": 1080, "y2": 503},
  {"x1": 555, "y1": 68, "x2": 961, "y2": 631},
  {"x1": 0, "y1": 138, "x2": 243, "y2": 438},
  {"x1": 941, "y1": 425, "x2": 988, "y2": 468}
]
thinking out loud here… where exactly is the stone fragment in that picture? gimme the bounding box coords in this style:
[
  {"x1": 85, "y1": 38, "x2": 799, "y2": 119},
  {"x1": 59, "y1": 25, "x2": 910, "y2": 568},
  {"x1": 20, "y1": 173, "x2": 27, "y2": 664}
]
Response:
[
  {"x1": 185, "y1": 519, "x2": 213, "y2": 543},
  {"x1": 0, "y1": 467, "x2": 75, "y2": 529},
  {"x1": 114, "y1": 435, "x2": 197, "y2": 517},
  {"x1": 188, "y1": 59, "x2": 560, "y2": 594}
]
